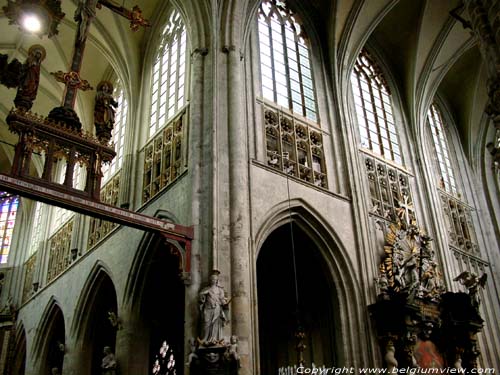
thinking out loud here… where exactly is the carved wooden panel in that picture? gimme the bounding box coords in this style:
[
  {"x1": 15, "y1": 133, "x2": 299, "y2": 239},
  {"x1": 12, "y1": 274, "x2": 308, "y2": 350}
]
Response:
[
  {"x1": 264, "y1": 103, "x2": 328, "y2": 188},
  {"x1": 47, "y1": 218, "x2": 73, "y2": 283},
  {"x1": 440, "y1": 192, "x2": 478, "y2": 254},
  {"x1": 143, "y1": 107, "x2": 187, "y2": 203},
  {"x1": 365, "y1": 155, "x2": 414, "y2": 224},
  {"x1": 88, "y1": 172, "x2": 120, "y2": 249},
  {"x1": 22, "y1": 253, "x2": 36, "y2": 303}
]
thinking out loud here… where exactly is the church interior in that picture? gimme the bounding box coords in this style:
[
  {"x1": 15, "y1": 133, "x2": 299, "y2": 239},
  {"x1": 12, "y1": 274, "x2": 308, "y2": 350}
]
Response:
[{"x1": 0, "y1": 0, "x2": 499, "y2": 374}]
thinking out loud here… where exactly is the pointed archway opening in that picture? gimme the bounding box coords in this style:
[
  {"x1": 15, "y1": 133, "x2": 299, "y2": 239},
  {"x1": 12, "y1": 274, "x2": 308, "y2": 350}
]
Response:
[
  {"x1": 41, "y1": 305, "x2": 65, "y2": 374},
  {"x1": 75, "y1": 271, "x2": 118, "y2": 375},
  {"x1": 141, "y1": 237, "x2": 186, "y2": 375},
  {"x1": 12, "y1": 326, "x2": 27, "y2": 375},
  {"x1": 257, "y1": 224, "x2": 338, "y2": 372}
]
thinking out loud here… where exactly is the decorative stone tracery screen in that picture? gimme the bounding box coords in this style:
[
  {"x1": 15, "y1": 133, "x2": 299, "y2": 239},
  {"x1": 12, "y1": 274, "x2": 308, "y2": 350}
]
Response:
[
  {"x1": 47, "y1": 218, "x2": 73, "y2": 283},
  {"x1": 22, "y1": 254, "x2": 36, "y2": 303},
  {"x1": 88, "y1": 172, "x2": 120, "y2": 249},
  {"x1": 439, "y1": 191, "x2": 478, "y2": 254},
  {"x1": 264, "y1": 103, "x2": 327, "y2": 188},
  {"x1": 364, "y1": 154, "x2": 414, "y2": 224},
  {"x1": 143, "y1": 108, "x2": 188, "y2": 203}
]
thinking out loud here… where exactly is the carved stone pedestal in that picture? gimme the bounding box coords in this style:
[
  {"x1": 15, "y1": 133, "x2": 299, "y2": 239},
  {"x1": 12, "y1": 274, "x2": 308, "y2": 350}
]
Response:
[{"x1": 190, "y1": 346, "x2": 238, "y2": 375}]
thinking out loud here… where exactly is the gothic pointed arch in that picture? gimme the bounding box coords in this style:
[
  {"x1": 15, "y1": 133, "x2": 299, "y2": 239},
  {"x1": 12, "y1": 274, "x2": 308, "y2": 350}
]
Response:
[
  {"x1": 255, "y1": 200, "x2": 369, "y2": 367},
  {"x1": 32, "y1": 297, "x2": 65, "y2": 374},
  {"x1": 70, "y1": 261, "x2": 115, "y2": 338},
  {"x1": 70, "y1": 261, "x2": 118, "y2": 375},
  {"x1": 124, "y1": 210, "x2": 186, "y2": 374},
  {"x1": 11, "y1": 322, "x2": 27, "y2": 375}
]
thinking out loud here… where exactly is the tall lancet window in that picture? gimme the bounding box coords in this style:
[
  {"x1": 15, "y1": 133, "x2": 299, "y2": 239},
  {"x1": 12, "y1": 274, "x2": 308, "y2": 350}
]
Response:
[
  {"x1": 351, "y1": 49, "x2": 402, "y2": 164},
  {"x1": 0, "y1": 192, "x2": 19, "y2": 264},
  {"x1": 258, "y1": 0, "x2": 318, "y2": 122},
  {"x1": 427, "y1": 103, "x2": 457, "y2": 196},
  {"x1": 149, "y1": 10, "x2": 187, "y2": 138}
]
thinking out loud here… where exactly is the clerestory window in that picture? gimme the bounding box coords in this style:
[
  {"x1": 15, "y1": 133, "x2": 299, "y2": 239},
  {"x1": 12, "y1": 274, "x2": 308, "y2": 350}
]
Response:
[
  {"x1": 257, "y1": 0, "x2": 318, "y2": 122},
  {"x1": 427, "y1": 103, "x2": 457, "y2": 196},
  {"x1": 149, "y1": 10, "x2": 187, "y2": 138},
  {"x1": 351, "y1": 49, "x2": 402, "y2": 164}
]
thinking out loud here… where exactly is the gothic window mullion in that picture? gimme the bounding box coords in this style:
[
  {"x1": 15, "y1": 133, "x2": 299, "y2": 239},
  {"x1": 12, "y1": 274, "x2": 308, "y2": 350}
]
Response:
[
  {"x1": 282, "y1": 23, "x2": 296, "y2": 113},
  {"x1": 357, "y1": 72, "x2": 374, "y2": 151}
]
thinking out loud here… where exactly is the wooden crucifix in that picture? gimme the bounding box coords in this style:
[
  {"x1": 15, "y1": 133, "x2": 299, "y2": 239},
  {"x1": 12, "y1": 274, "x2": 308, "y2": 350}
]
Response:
[{"x1": 52, "y1": 0, "x2": 150, "y2": 109}]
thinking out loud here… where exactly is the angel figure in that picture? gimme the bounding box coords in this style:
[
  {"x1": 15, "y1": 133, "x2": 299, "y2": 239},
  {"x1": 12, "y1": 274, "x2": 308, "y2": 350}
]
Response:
[{"x1": 453, "y1": 271, "x2": 487, "y2": 309}]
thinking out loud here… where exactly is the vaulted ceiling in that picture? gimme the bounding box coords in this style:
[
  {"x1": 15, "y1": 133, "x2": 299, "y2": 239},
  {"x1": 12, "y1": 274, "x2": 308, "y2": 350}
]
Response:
[{"x1": 0, "y1": 0, "x2": 489, "y2": 176}]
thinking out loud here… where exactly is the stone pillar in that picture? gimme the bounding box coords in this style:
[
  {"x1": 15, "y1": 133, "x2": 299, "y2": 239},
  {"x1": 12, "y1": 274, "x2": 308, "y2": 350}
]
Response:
[
  {"x1": 185, "y1": 46, "x2": 209, "y2": 374},
  {"x1": 225, "y1": 45, "x2": 254, "y2": 375},
  {"x1": 464, "y1": 0, "x2": 500, "y2": 172},
  {"x1": 115, "y1": 312, "x2": 149, "y2": 375}
]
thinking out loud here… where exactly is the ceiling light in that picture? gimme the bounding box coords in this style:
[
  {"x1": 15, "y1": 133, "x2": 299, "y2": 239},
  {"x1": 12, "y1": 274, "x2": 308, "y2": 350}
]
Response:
[
  {"x1": 21, "y1": 13, "x2": 42, "y2": 33},
  {"x1": 3, "y1": 0, "x2": 65, "y2": 38}
]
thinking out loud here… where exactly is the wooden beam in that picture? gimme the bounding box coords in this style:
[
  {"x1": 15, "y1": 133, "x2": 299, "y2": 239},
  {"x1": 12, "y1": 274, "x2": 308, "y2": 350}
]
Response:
[{"x1": 0, "y1": 173, "x2": 193, "y2": 240}]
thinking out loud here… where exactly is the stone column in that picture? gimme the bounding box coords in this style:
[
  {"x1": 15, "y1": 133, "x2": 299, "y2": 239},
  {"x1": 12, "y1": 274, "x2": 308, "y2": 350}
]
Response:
[
  {"x1": 225, "y1": 45, "x2": 254, "y2": 375},
  {"x1": 464, "y1": 1, "x2": 500, "y2": 172},
  {"x1": 185, "y1": 46, "x2": 209, "y2": 374},
  {"x1": 115, "y1": 312, "x2": 149, "y2": 375}
]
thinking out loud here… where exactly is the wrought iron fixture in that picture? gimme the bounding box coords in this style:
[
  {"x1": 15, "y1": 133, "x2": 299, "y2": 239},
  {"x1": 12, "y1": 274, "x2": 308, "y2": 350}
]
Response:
[
  {"x1": 3, "y1": 0, "x2": 65, "y2": 38},
  {"x1": 285, "y1": 172, "x2": 307, "y2": 367}
]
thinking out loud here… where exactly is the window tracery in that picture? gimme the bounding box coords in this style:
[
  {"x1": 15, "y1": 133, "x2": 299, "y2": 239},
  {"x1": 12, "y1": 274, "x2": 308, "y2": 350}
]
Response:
[
  {"x1": 149, "y1": 9, "x2": 187, "y2": 138},
  {"x1": 264, "y1": 104, "x2": 327, "y2": 188},
  {"x1": 364, "y1": 155, "x2": 414, "y2": 224},
  {"x1": 143, "y1": 108, "x2": 188, "y2": 203},
  {"x1": 257, "y1": 0, "x2": 318, "y2": 122},
  {"x1": 351, "y1": 49, "x2": 402, "y2": 164},
  {"x1": 0, "y1": 192, "x2": 19, "y2": 264},
  {"x1": 47, "y1": 218, "x2": 73, "y2": 283}
]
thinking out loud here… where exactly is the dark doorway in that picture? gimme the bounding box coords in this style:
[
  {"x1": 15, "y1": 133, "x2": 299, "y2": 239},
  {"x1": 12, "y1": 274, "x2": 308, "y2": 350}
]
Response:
[
  {"x1": 87, "y1": 275, "x2": 118, "y2": 375},
  {"x1": 142, "y1": 240, "x2": 185, "y2": 375},
  {"x1": 11, "y1": 327, "x2": 26, "y2": 375},
  {"x1": 42, "y1": 305, "x2": 65, "y2": 375},
  {"x1": 257, "y1": 224, "x2": 337, "y2": 373}
]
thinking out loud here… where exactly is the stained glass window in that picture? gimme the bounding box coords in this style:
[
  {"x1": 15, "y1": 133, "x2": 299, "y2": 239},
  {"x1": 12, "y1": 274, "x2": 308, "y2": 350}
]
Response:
[
  {"x1": 149, "y1": 10, "x2": 187, "y2": 137},
  {"x1": 257, "y1": 0, "x2": 318, "y2": 122},
  {"x1": 351, "y1": 49, "x2": 402, "y2": 164},
  {"x1": 0, "y1": 192, "x2": 19, "y2": 264}
]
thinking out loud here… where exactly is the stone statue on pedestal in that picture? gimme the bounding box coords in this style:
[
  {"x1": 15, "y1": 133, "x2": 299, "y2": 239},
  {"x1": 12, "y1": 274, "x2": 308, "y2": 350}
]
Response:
[
  {"x1": 190, "y1": 271, "x2": 238, "y2": 374},
  {"x1": 198, "y1": 270, "x2": 229, "y2": 346}
]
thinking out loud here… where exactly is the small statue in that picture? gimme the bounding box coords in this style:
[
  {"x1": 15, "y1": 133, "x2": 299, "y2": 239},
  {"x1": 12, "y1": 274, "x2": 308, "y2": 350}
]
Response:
[
  {"x1": 14, "y1": 45, "x2": 46, "y2": 111},
  {"x1": 51, "y1": 367, "x2": 61, "y2": 375},
  {"x1": 101, "y1": 346, "x2": 117, "y2": 375},
  {"x1": 94, "y1": 80, "x2": 118, "y2": 143},
  {"x1": 198, "y1": 270, "x2": 229, "y2": 346},
  {"x1": 74, "y1": 0, "x2": 99, "y2": 43},
  {"x1": 227, "y1": 335, "x2": 240, "y2": 367},
  {"x1": 453, "y1": 271, "x2": 487, "y2": 310},
  {"x1": 108, "y1": 311, "x2": 122, "y2": 330},
  {"x1": 375, "y1": 275, "x2": 390, "y2": 299},
  {"x1": 185, "y1": 337, "x2": 198, "y2": 365},
  {"x1": 166, "y1": 353, "x2": 176, "y2": 374},
  {"x1": 384, "y1": 341, "x2": 398, "y2": 373}
]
